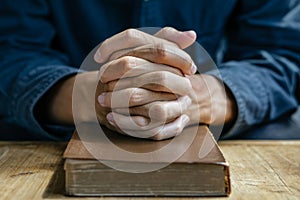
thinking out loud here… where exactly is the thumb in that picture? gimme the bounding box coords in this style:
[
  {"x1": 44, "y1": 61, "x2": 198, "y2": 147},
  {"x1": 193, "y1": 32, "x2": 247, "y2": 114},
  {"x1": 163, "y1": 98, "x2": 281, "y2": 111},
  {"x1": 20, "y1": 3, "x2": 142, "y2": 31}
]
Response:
[{"x1": 154, "y1": 27, "x2": 197, "y2": 49}]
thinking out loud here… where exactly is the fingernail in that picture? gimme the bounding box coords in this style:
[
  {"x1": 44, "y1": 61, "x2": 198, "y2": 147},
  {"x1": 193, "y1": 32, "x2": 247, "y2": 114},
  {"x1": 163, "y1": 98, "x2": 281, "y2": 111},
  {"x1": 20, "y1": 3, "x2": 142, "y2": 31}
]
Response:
[
  {"x1": 182, "y1": 115, "x2": 190, "y2": 124},
  {"x1": 185, "y1": 30, "x2": 197, "y2": 39},
  {"x1": 107, "y1": 113, "x2": 115, "y2": 125},
  {"x1": 98, "y1": 93, "x2": 106, "y2": 106},
  {"x1": 190, "y1": 63, "x2": 197, "y2": 74}
]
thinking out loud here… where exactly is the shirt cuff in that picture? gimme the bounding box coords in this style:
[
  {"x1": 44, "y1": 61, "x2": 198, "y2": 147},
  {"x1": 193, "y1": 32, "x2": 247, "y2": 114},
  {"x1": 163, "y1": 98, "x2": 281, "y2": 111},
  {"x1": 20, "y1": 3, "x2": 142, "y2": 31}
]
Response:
[
  {"x1": 14, "y1": 65, "x2": 82, "y2": 141},
  {"x1": 205, "y1": 63, "x2": 268, "y2": 139}
]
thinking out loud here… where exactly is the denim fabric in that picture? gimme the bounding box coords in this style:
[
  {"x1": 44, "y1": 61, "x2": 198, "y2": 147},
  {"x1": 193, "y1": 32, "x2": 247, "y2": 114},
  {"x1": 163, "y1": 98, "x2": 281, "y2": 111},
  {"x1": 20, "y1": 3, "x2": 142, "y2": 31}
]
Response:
[{"x1": 0, "y1": 0, "x2": 299, "y2": 140}]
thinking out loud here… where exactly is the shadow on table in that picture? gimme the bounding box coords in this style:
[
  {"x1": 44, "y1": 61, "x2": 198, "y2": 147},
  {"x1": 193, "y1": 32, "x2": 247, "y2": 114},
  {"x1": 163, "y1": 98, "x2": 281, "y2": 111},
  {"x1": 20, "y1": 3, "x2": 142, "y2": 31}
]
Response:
[
  {"x1": 43, "y1": 159, "x2": 66, "y2": 199},
  {"x1": 231, "y1": 108, "x2": 300, "y2": 140}
]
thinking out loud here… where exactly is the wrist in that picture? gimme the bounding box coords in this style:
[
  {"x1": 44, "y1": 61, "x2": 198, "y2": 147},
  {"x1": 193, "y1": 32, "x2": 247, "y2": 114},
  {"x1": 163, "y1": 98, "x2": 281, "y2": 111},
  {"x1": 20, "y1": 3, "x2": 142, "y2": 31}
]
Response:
[
  {"x1": 187, "y1": 74, "x2": 237, "y2": 126},
  {"x1": 35, "y1": 75, "x2": 75, "y2": 125}
]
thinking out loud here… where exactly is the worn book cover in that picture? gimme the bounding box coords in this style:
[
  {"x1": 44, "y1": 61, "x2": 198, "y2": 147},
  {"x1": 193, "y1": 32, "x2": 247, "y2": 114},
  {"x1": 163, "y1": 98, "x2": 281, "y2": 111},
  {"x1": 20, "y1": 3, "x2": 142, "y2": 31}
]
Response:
[{"x1": 64, "y1": 124, "x2": 231, "y2": 196}]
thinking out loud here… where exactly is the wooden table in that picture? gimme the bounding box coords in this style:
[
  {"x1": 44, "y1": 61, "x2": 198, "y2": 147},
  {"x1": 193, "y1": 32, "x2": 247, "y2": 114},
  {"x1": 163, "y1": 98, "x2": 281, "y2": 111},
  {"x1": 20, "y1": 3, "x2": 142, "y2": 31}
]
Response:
[{"x1": 0, "y1": 141, "x2": 299, "y2": 200}]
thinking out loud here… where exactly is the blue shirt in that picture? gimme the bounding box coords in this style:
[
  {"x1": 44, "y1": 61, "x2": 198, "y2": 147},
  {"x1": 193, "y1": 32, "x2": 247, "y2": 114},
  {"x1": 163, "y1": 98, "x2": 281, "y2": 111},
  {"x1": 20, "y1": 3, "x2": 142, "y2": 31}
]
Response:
[{"x1": 0, "y1": 0, "x2": 299, "y2": 140}]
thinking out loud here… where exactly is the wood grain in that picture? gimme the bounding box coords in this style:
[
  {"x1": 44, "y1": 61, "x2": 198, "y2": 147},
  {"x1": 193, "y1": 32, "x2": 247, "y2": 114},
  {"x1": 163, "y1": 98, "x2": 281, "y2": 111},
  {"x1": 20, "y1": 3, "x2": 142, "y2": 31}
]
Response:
[
  {"x1": 219, "y1": 141, "x2": 300, "y2": 199},
  {"x1": 0, "y1": 140, "x2": 299, "y2": 200}
]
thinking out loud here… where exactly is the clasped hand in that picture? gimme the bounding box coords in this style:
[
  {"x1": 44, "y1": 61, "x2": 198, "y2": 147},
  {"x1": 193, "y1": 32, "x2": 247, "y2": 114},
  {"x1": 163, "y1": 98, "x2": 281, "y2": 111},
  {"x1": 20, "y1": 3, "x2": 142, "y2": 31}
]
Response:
[{"x1": 93, "y1": 27, "x2": 236, "y2": 140}]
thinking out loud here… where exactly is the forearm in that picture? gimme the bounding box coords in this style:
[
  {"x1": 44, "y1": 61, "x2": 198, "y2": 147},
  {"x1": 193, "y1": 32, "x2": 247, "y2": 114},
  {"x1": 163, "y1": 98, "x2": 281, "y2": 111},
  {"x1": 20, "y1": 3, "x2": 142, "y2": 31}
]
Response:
[{"x1": 35, "y1": 71, "x2": 118, "y2": 132}]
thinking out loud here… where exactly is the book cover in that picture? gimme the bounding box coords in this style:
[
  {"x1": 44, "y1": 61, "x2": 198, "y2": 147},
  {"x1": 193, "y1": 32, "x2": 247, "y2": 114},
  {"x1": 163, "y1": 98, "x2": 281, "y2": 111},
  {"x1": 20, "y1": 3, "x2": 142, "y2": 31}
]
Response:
[{"x1": 64, "y1": 124, "x2": 231, "y2": 196}]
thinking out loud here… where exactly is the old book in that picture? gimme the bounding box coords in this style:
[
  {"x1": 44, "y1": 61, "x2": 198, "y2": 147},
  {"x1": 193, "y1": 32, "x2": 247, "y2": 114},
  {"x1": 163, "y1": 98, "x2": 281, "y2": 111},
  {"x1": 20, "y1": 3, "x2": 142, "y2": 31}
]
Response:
[{"x1": 64, "y1": 124, "x2": 231, "y2": 196}]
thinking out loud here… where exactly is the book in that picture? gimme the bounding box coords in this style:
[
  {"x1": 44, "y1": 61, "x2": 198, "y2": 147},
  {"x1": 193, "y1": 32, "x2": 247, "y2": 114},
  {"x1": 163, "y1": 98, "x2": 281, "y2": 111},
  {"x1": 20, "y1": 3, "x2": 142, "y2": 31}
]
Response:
[{"x1": 63, "y1": 124, "x2": 231, "y2": 196}]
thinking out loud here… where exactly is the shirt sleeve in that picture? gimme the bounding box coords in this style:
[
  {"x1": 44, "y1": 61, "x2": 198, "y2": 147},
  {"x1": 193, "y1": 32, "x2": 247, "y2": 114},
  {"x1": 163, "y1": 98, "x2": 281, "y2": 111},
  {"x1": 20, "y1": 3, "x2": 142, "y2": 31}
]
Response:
[
  {"x1": 208, "y1": 0, "x2": 300, "y2": 139},
  {"x1": 0, "y1": 0, "x2": 79, "y2": 140}
]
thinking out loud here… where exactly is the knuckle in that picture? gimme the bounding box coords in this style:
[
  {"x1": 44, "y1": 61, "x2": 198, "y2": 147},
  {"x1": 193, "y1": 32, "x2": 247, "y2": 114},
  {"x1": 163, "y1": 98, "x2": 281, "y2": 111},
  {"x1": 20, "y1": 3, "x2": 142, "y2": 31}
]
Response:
[
  {"x1": 119, "y1": 56, "x2": 134, "y2": 71},
  {"x1": 119, "y1": 56, "x2": 131, "y2": 66},
  {"x1": 154, "y1": 43, "x2": 168, "y2": 60},
  {"x1": 157, "y1": 27, "x2": 178, "y2": 39},
  {"x1": 151, "y1": 104, "x2": 168, "y2": 121},
  {"x1": 129, "y1": 89, "x2": 143, "y2": 104},
  {"x1": 123, "y1": 28, "x2": 139, "y2": 40},
  {"x1": 134, "y1": 117, "x2": 149, "y2": 127},
  {"x1": 158, "y1": 27, "x2": 171, "y2": 36},
  {"x1": 161, "y1": 27, "x2": 176, "y2": 33}
]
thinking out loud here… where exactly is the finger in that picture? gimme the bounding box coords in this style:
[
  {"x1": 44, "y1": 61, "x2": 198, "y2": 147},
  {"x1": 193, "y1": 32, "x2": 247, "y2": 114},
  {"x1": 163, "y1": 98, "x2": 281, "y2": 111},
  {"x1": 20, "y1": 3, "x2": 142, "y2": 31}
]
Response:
[
  {"x1": 108, "y1": 27, "x2": 197, "y2": 61},
  {"x1": 114, "y1": 96, "x2": 192, "y2": 122},
  {"x1": 94, "y1": 29, "x2": 177, "y2": 63},
  {"x1": 123, "y1": 43, "x2": 197, "y2": 75},
  {"x1": 99, "y1": 56, "x2": 182, "y2": 83},
  {"x1": 107, "y1": 112, "x2": 169, "y2": 138},
  {"x1": 107, "y1": 112, "x2": 154, "y2": 131},
  {"x1": 94, "y1": 28, "x2": 197, "y2": 64},
  {"x1": 154, "y1": 27, "x2": 197, "y2": 49},
  {"x1": 107, "y1": 112, "x2": 190, "y2": 140},
  {"x1": 98, "y1": 88, "x2": 177, "y2": 108},
  {"x1": 150, "y1": 114, "x2": 190, "y2": 140},
  {"x1": 106, "y1": 71, "x2": 193, "y2": 95}
]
